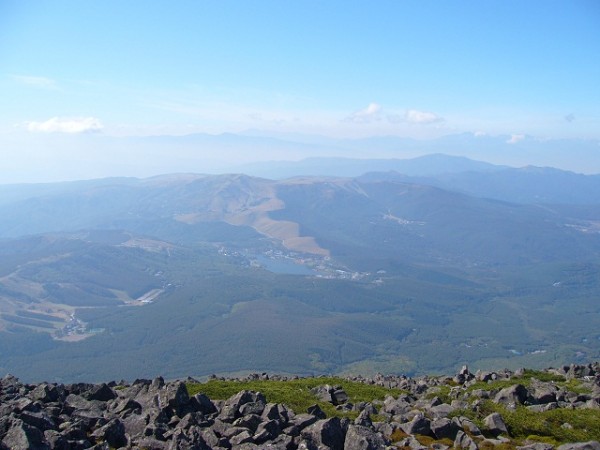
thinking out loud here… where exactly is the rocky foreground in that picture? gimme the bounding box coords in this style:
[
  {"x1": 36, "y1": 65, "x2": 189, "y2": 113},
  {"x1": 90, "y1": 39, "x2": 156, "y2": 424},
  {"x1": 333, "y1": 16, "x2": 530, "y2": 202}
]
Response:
[{"x1": 1, "y1": 363, "x2": 600, "y2": 450}]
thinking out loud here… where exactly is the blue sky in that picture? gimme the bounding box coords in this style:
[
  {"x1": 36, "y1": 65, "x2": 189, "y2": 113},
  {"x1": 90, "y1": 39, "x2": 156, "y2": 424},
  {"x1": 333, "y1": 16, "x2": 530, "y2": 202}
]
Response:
[{"x1": 0, "y1": 1, "x2": 599, "y2": 181}]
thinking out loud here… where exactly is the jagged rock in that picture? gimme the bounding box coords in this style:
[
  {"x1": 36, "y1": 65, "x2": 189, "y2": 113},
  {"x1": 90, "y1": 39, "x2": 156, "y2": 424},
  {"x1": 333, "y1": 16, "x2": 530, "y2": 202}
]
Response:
[
  {"x1": 517, "y1": 443, "x2": 554, "y2": 450},
  {"x1": 134, "y1": 437, "x2": 169, "y2": 449},
  {"x1": 454, "y1": 365, "x2": 475, "y2": 384},
  {"x1": 557, "y1": 442, "x2": 600, "y2": 450},
  {"x1": 233, "y1": 413, "x2": 263, "y2": 432},
  {"x1": 301, "y1": 417, "x2": 345, "y2": 450},
  {"x1": 18, "y1": 410, "x2": 56, "y2": 432},
  {"x1": 494, "y1": 384, "x2": 529, "y2": 408},
  {"x1": 458, "y1": 417, "x2": 482, "y2": 436},
  {"x1": 307, "y1": 404, "x2": 327, "y2": 419},
  {"x1": 344, "y1": 424, "x2": 387, "y2": 450},
  {"x1": 263, "y1": 402, "x2": 291, "y2": 424},
  {"x1": 454, "y1": 430, "x2": 479, "y2": 450},
  {"x1": 311, "y1": 385, "x2": 349, "y2": 406},
  {"x1": 484, "y1": 412, "x2": 509, "y2": 436},
  {"x1": 430, "y1": 417, "x2": 461, "y2": 440},
  {"x1": 253, "y1": 419, "x2": 280, "y2": 443},
  {"x1": 90, "y1": 417, "x2": 127, "y2": 448},
  {"x1": 42, "y1": 430, "x2": 70, "y2": 450},
  {"x1": 265, "y1": 433, "x2": 295, "y2": 449},
  {"x1": 399, "y1": 413, "x2": 432, "y2": 436},
  {"x1": 1, "y1": 419, "x2": 50, "y2": 450},
  {"x1": 191, "y1": 392, "x2": 218, "y2": 415},
  {"x1": 30, "y1": 384, "x2": 62, "y2": 404},
  {"x1": 354, "y1": 409, "x2": 373, "y2": 427},
  {"x1": 219, "y1": 390, "x2": 266, "y2": 422},
  {"x1": 121, "y1": 411, "x2": 147, "y2": 437},
  {"x1": 475, "y1": 371, "x2": 497, "y2": 382},
  {"x1": 83, "y1": 383, "x2": 116, "y2": 402},
  {"x1": 382, "y1": 395, "x2": 412, "y2": 416},
  {"x1": 291, "y1": 413, "x2": 319, "y2": 430},
  {"x1": 397, "y1": 436, "x2": 429, "y2": 449},
  {"x1": 429, "y1": 403, "x2": 455, "y2": 419},
  {"x1": 530, "y1": 383, "x2": 559, "y2": 404},
  {"x1": 1, "y1": 366, "x2": 600, "y2": 450},
  {"x1": 230, "y1": 429, "x2": 254, "y2": 445}
]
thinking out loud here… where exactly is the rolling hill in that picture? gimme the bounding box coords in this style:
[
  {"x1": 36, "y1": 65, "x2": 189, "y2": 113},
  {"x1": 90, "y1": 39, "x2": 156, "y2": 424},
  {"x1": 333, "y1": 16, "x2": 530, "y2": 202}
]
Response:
[{"x1": 0, "y1": 158, "x2": 599, "y2": 382}]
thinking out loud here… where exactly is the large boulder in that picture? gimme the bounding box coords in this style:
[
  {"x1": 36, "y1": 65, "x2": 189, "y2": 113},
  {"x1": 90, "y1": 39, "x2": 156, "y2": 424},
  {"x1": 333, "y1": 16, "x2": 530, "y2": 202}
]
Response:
[
  {"x1": 399, "y1": 413, "x2": 432, "y2": 436},
  {"x1": 344, "y1": 424, "x2": 387, "y2": 450},
  {"x1": 454, "y1": 430, "x2": 479, "y2": 450},
  {"x1": 301, "y1": 417, "x2": 346, "y2": 450},
  {"x1": 557, "y1": 443, "x2": 600, "y2": 450},
  {"x1": 494, "y1": 384, "x2": 529, "y2": 408},
  {"x1": 430, "y1": 417, "x2": 461, "y2": 440},
  {"x1": 1, "y1": 420, "x2": 50, "y2": 450},
  {"x1": 218, "y1": 390, "x2": 266, "y2": 422},
  {"x1": 484, "y1": 412, "x2": 509, "y2": 436},
  {"x1": 90, "y1": 418, "x2": 127, "y2": 448},
  {"x1": 311, "y1": 385, "x2": 349, "y2": 406}
]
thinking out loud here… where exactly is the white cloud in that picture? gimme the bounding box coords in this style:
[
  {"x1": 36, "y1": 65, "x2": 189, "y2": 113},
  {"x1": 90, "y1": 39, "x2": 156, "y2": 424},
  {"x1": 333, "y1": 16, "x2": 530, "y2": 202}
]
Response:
[
  {"x1": 506, "y1": 134, "x2": 525, "y2": 144},
  {"x1": 404, "y1": 109, "x2": 443, "y2": 124},
  {"x1": 344, "y1": 102, "x2": 382, "y2": 123},
  {"x1": 28, "y1": 117, "x2": 104, "y2": 134},
  {"x1": 12, "y1": 75, "x2": 57, "y2": 90}
]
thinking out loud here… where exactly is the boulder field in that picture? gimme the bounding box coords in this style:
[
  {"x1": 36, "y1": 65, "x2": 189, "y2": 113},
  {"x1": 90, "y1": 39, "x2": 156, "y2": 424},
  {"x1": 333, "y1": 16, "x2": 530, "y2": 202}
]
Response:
[{"x1": 1, "y1": 363, "x2": 599, "y2": 449}]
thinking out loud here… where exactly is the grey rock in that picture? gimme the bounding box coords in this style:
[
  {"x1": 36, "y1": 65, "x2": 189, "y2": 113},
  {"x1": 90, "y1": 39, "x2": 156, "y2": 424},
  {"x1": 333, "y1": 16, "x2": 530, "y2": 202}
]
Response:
[
  {"x1": 397, "y1": 436, "x2": 429, "y2": 449},
  {"x1": 121, "y1": 412, "x2": 147, "y2": 437},
  {"x1": 83, "y1": 383, "x2": 116, "y2": 402},
  {"x1": 344, "y1": 424, "x2": 387, "y2": 450},
  {"x1": 557, "y1": 443, "x2": 600, "y2": 450},
  {"x1": 530, "y1": 384, "x2": 559, "y2": 404},
  {"x1": 430, "y1": 403, "x2": 455, "y2": 419},
  {"x1": 301, "y1": 417, "x2": 345, "y2": 450},
  {"x1": 239, "y1": 401, "x2": 266, "y2": 416},
  {"x1": 454, "y1": 430, "x2": 479, "y2": 450},
  {"x1": 430, "y1": 417, "x2": 460, "y2": 440},
  {"x1": 253, "y1": 419, "x2": 280, "y2": 443},
  {"x1": 494, "y1": 384, "x2": 529, "y2": 407},
  {"x1": 399, "y1": 413, "x2": 431, "y2": 436},
  {"x1": 219, "y1": 391, "x2": 266, "y2": 422},
  {"x1": 353, "y1": 409, "x2": 373, "y2": 427},
  {"x1": 42, "y1": 430, "x2": 69, "y2": 450},
  {"x1": 262, "y1": 402, "x2": 290, "y2": 424},
  {"x1": 190, "y1": 393, "x2": 218, "y2": 415},
  {"x1": 91, "y1": 417, "x2": 127, "y2": 448},
  {"x1": 307, "y1": 403, "x2": 327, "y2": 419},
  {"x1": 30, "y1": 384, "x2": 62, "y2": 404},
  {"x1": 291, "y1": 413, "x2": 319, "y2": 430},
  {"x1": 460, "y1": 417, "x2": 482, "y2": 436},
  {"x1": 382, "y1": 396, "x2": 411, "y2": 416},
  {"x1": 134, "y1": 437, "x2": 169, "y2": 449},
  {"x1": 484, "y1": 412, "x2": 508, "y2": 436},
  {"x1": 230, "y1": 429, "x2": 254, "y2": 445},
  {"x1": 233, "y1": 413, "x2": 262, "y2": 432},
  {"x1": 517, "y1": 444, "x2": 554, "y2": 450},
  {"x1": 311, "y1": 385, "x2": 349, "y2": 406},
  {"x1": 1, "y1": 420, "x2": 50, "y2": 450},
  {"x1": 18, "y1": 410, "x2": 56, "y2": 432}
]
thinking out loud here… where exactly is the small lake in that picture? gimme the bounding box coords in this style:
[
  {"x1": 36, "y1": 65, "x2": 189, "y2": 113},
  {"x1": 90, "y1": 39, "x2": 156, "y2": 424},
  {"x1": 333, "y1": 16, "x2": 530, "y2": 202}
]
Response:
[{"x1": 255, "y1": 255, "x2": 315, "y2": 275}]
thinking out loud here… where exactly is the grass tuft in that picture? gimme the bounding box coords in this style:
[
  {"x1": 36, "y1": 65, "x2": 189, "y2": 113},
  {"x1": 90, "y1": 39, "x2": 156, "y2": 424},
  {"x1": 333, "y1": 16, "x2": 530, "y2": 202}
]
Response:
[{"x1": 186, "y1": 377, "x2": 403, "y2": 419}]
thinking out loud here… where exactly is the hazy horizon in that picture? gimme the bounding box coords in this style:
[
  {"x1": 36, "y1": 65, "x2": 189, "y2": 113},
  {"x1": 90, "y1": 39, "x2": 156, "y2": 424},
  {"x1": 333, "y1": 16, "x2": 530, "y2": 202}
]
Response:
[{"x1": 1, "y1": 1, "x2": 599, "y2": 183}]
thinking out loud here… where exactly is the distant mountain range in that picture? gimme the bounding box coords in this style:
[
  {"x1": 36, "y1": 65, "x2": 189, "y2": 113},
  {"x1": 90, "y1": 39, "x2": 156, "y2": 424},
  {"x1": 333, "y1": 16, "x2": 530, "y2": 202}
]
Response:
[
  {"x1": 3, "y1": 131, "x2": 599, "y2": 184},
  {"x1": 0, "y1": 155, "x2": 599, "y2": 381}
]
